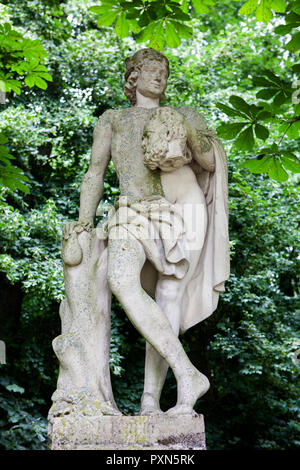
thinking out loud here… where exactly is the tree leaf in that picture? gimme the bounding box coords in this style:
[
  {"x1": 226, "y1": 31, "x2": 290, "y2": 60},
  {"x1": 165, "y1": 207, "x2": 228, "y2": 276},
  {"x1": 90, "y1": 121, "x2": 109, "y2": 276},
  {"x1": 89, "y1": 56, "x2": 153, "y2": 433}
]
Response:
[
  {"x1": 149, "y1": 21, "x2": 165, "y2": 50},
  {"x1": 255, "y1": 123, "x2": 269, "y2": 140},
  {"x1": 229, "y1": 95, "x2": 252, "y2": 116},
  {"x1": 286, "y1": 120, "x2": 300, "y2": 139},
  {"x1": 273, "y1": 90, "x2": 288, "y2": 106},
  {"x1": 192, "y1": 0, "x2": 210, "y2": 14},
  {"x1": 286, "y1": 32, "x2": 300, "y2": 52},
  {"x1": 234, "y1": 125, "x2": 255, "y2": 150},
  {"x1": 239, "y1": 0, "x2": 258, "y2": 15},
  {"x1": 34, "y1": 76, "x2": 47, "y2": 90},
  {"x1": 280, "y1": 153, "x2": 300, "y2": 173},
  {"x1": 239, "y1": 155, "x2": 273, "y2": 173},
  {"x1": 256, "y1": 88, "x2": 278, "y2": 100},
  {"x1": 97, "y1": 10, "x2": 119, "y2": 27},
  {"x1": 291, "y1": 4, "x2": 300, "y2": 15},
  {"x1": 257, "y1": 110, "x2": 272, "y2": 120},
  {"x1": 253, "y1": 76, "x2": 275, "y2": 87},
  {"x1": 263, "y1": 70, "x2": 282, "y2": 85},
  {"x1": 25, "y1": 75, "x2": 35, "y2": 88},
  {"x1": 165, "y1": 21, "x2": 181, "y2": 48},
  {"x1": 256, "y1": 1, "x2": 273, "y2": 22},
  {"x1": 173, "y1": 21, "x2": 193, "y2": 39},
  {"x1": 216, "y1": 122, "x2": 248, "y2": 140},
  {"x1": 136, "y1": 22, "x2": 156, "y2": 43},
  {"x1": 270, "y1": 0, "x2": 287, "y2": 13},
  {"x1": 274, "y1": 24, "x2": 295, "y2": 35},
  {"x1": 0, "y1": 80, "x2": 6, "y2": 92},
  {"x1": 285, "y1": 11, "x2": 300, "y2": 24},
  {"x1": 127, "y1": 19, "x2": 141, "y2": 33},
  {"x1": 6, "y1": 384, "x2": 25, "y2": 394},
  {"x1": 90, "y1": 1, "x2": 117, "y2": 14},
  {"x1": 115, "y1": 12, "x2": 130, "y2": 38},
  {"x1": 268, "y1": 157, "x2": 289, "y2": 182},
  {"x1": 216, "y1": 102, "x2": 247, "y2": 118}
]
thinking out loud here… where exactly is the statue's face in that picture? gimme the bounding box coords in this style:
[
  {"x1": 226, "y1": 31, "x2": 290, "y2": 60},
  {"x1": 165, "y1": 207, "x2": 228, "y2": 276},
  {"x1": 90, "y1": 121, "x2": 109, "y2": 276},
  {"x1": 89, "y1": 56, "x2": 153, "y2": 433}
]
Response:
[{"x1": 136, "y1": 59, "x2": 168, "y2": 100}]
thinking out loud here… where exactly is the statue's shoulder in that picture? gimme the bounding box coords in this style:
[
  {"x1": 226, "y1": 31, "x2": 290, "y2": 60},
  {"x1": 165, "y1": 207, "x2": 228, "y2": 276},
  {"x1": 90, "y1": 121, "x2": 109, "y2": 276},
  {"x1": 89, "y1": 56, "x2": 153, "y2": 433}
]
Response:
[
  {"x1": 176, "y1": 105, "x2": 208, "y2": 131},
  {"x1": 93, "y1": 109, "x2": 121, "y2": 137},
  {"x1": 96, "y1": 108, "x2": 119, "y2": 126}
]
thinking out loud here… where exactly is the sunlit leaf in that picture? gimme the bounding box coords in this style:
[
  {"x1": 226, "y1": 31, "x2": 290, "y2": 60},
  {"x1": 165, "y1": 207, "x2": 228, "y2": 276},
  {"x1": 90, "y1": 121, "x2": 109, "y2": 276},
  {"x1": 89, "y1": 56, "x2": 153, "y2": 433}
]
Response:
[
  {"x1": 192, "y1": 0, "x2": 210, "y2": 14},
  {"x1": 239, "y1": 0, "x2": 258, "y2": 15},
  {"x1": 97, "y1": 10, "x2": 119, "y2": 27},
  {"x1": 270, "y1": 0, "x2": 287, "y2": 13},
  {"x1": 256, "y1": 1, "x2": 273, "y2": 22},
  {"x1": 173, "y1": 21, "x2": 193, "y2": 39},
  {"x1": 149, "y1": 21, "x2": 165, "y2": 50},
  {"x1": 165, "y1": 21, "x2": 181, "y2": 48},
  {"x1": 115, "y1": 12, "x2": 129, "y2": 38}
]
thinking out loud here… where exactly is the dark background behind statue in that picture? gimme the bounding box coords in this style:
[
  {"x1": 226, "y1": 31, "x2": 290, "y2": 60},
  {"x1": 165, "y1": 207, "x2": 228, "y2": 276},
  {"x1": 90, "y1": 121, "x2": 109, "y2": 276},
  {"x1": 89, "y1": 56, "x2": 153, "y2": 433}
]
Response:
[{"x1": 0, "y1": 0, "x2": 298, "y2": 450}]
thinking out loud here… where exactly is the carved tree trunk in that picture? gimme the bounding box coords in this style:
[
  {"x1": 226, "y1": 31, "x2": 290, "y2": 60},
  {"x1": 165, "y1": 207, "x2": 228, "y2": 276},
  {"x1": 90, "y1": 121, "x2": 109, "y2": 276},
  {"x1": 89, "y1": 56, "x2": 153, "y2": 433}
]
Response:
[{"x1": 48, "y1": 229, "x2": 119, "y2": 424}]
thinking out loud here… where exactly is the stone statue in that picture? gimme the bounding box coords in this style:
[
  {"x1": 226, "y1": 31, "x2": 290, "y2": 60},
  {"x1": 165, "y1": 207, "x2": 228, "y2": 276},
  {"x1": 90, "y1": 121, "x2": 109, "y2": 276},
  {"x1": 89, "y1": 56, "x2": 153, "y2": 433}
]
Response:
[{"x1": 48, "y1": 48, "x2": 229, "y2": 425}]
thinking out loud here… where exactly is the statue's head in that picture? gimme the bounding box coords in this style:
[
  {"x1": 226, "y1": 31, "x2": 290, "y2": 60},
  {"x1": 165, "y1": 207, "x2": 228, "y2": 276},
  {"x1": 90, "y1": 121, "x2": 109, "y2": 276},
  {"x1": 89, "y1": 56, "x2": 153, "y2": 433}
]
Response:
[
  {"x1": 142, "y1": 107, "x2": 192, "y2": 172},
  {"x1": 124, "y1": 48, "x2": 169, "y2": 105}
]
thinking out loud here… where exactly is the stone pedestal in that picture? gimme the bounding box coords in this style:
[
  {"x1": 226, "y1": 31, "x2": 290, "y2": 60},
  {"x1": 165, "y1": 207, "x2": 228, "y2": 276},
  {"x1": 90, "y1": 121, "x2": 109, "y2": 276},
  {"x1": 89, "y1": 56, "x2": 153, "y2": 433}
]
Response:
[{"x1": 49, "y1": 414, "x2": 206, "y2": 450}]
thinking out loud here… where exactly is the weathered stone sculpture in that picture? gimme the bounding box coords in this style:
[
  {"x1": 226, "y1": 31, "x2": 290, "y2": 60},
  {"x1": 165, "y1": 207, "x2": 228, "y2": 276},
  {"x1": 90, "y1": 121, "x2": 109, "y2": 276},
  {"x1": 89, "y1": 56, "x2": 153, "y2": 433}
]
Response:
[{"x1": 48, "y1": 48, "x2": 229, "y2": 449}]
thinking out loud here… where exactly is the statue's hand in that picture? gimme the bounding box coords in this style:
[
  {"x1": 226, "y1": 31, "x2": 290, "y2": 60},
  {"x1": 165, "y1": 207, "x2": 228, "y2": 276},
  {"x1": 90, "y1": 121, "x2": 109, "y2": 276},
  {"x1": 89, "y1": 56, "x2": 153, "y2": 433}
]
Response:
[
  {"x1": 62, "y1": 220, "x2": 93, "y2": 267},
  {"x1": 62, "y1": 220, "x2": 93, "y2": 241}
]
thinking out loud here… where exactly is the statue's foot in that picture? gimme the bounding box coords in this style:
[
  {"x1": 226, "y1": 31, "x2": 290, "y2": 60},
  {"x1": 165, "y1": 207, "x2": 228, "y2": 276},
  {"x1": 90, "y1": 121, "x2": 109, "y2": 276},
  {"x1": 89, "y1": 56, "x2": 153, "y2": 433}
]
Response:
[
  {"x1": 165, "y1": 405, "x2": 198, "y2": 417},
  {"x1": 140, "y1": 407, "x2": 164, "y2": 416},
  {"x1": 139, "y1": 392, "x2": 163, "y2": 416},
  {"x1": 168, "y1": 369, "x2": 209, "y2": 416}
]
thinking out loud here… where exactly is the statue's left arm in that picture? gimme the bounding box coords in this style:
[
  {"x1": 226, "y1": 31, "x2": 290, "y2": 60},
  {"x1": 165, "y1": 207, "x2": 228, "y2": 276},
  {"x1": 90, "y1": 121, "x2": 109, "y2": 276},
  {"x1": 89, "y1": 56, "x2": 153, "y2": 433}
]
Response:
[{"x1": 178, "y1": 106, "x2": 215, "y2": 172}]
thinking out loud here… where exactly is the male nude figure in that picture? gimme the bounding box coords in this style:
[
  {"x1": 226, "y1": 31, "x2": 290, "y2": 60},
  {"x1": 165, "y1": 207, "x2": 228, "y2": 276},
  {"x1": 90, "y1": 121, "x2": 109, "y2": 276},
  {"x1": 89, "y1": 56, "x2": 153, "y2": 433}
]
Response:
[{"x1": 65, "y1": 49, "x2": 216, "y2": 416}]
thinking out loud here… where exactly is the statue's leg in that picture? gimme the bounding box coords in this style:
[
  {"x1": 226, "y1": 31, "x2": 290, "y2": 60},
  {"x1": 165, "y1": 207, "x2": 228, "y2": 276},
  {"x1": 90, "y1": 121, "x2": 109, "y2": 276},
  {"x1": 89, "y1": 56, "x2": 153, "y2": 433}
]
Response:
[
  {"x1": 107, "y1": 228, "x2": 209, "y2": 416},
  {"x1": 141, "y1": 202, "x2": 208, "y2": 415},
  {"x1": 140, "y1": 275, "x2": 183, "y2": 415}
]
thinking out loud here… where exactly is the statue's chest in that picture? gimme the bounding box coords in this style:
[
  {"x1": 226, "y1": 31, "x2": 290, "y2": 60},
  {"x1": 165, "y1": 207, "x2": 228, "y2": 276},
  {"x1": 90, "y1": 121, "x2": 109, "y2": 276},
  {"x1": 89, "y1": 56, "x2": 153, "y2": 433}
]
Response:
[{"x1": 112, "y1": 109, "x2": 155, "y2": 148}]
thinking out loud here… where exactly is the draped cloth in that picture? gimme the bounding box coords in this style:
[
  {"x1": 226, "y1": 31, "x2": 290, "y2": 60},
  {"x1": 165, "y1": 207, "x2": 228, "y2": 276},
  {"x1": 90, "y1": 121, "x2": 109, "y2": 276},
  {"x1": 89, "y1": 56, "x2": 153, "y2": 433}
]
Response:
[
  {"x1": 96, "y1": 135, "x2": 230, "y2": 334},
  {"x1": 180, "y1": 137, "x2": 230, "y2": 332}
]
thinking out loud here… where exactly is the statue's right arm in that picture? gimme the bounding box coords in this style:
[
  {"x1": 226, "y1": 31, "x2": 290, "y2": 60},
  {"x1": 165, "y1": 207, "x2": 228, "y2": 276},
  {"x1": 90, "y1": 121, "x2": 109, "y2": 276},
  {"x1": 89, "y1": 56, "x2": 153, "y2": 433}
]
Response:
[{"x1": 78, "y1": 111, "x2": 113, "y2": 226}]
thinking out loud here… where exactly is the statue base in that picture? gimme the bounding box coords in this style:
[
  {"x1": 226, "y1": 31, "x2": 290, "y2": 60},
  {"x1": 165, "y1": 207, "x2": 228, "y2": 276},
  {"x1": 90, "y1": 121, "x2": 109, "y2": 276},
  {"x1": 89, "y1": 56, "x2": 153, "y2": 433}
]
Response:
[{"x1": 48, "y1": 414, "x2": 206, "y2": 450}]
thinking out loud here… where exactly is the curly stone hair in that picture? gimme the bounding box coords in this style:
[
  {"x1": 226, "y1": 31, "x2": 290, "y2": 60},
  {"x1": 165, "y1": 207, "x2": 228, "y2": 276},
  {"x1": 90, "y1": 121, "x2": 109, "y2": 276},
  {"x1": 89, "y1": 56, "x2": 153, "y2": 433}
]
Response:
[
  {"x1": 142, "y1": 107, "x2": 192, "y2": 172},
  {"x1": 124, "y1": 48, "x2": 169, "y2": 105}
]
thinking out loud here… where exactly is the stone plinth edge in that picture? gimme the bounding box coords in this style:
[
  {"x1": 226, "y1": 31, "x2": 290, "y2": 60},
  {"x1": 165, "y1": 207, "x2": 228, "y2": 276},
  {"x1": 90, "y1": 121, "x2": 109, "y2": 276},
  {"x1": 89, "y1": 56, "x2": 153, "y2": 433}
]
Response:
[{"x1": 49, "y1": 414, "x2": 206, "y2": 450}]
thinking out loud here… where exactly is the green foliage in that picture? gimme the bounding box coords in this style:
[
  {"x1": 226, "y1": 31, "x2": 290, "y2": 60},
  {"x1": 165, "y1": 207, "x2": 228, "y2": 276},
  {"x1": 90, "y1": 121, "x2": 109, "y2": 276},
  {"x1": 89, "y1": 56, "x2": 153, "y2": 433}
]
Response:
[
  {"x1": 88, "y1": 0, "x2": 290, "y2": 45},
  {"x1": 0, "y1": 22, "x2": 52, "y2": 94},
  {"x1": 200, "y1": 167, "x2": 299, "y2": 449},
  {"x1": 238, "y1": 0, "x2": 287, "y2": 21},
  {"x1": 216, "y1": 66, "x2": 300, "y2": 182},
  {"x1": 87, "y1": 0, "x2": 299, "y2": 182},
  {"x1": 0, "y1": 8, "x2": 53, "y2": 194},
  {"x1": 0, "y1": 132, "x2": 30, "y2": 193},
  {"x1": 0, "y1": 376, "x2": 48, "y2": 450}
]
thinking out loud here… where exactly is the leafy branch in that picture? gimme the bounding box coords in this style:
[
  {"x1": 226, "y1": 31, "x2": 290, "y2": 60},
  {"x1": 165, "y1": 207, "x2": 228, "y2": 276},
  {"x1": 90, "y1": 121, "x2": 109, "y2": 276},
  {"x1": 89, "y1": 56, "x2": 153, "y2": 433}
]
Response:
[{"x1": 0, "y1": 21, "x2": 53, "y2": 193}]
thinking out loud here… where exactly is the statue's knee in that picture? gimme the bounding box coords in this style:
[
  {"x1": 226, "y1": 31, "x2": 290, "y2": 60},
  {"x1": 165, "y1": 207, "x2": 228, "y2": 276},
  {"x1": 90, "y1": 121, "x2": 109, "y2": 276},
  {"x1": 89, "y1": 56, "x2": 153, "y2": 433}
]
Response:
[
  {"x1": 107, "y1": 272, "x2": 131, "y2": 298},
  {"x1": 107, "y1": 272, "x2": 121, "y2": 295}
]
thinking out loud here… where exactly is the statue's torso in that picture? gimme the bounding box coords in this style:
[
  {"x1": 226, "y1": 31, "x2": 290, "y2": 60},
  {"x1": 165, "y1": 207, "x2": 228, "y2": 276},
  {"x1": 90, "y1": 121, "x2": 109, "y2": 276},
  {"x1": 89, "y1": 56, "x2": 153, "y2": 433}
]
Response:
[{"x1": 109, "y1": 106, "x2": 205, "y2": 206}]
